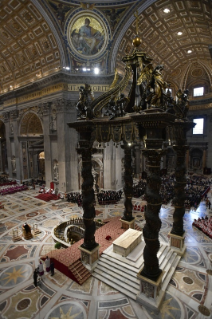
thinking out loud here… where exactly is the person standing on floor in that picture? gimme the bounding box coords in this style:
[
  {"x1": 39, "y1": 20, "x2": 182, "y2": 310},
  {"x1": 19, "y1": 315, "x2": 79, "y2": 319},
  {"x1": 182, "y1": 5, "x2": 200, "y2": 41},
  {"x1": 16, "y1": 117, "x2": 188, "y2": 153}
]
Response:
[
  {"x1": 33, "y1": 269, "x2": 38, "y2": 287},
  {"x1": 38, "y1": 261, "x2": 44, "y2": 276},
  {"x1": 50, "y1": 261, "x2": 54, "y2": 276},
  {"x1": 45, "y1": 256, "x2": 50, "y2": 273}
]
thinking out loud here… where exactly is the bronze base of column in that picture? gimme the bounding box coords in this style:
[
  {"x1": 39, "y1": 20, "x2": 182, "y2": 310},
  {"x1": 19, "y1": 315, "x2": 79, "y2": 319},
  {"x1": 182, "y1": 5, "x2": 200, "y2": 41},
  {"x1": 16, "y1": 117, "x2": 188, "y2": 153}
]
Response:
[
  {"x1": 137, "y1": 270, "x2": 165, "y2": 310},
  {"x1": 79, "y1": 244, "x2": 99, "y2": 271},
  {"x1": 80, "y1": 242, "x2": 99, "y2": 252},
  {"x1": 120, "y1": 218, "x2": 135, "y2": 230},
  {"x1": 140, "y1": 267, "x2": 162, "y2": 282},
  {"x1": 169, "y1": 232, "x2": 186, "y2": 256}
]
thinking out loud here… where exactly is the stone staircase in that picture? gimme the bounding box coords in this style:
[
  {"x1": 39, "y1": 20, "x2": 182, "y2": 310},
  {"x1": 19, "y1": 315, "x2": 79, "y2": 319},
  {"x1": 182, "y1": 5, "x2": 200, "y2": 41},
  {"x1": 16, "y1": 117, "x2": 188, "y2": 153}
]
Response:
[
  {"x1": 92, "y1": 244, "x2": 180, "y2": 300},
  {"x1": 68, "y1": 260, "x2": 91, "y2": 285}
]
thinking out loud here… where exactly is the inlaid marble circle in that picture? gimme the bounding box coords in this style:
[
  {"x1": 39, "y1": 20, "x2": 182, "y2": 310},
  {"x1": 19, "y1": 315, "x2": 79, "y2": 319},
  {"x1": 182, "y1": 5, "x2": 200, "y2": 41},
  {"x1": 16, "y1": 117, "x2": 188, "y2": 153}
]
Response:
[
  {"x1": 45, "y1": 301, "x2": 86, "y2": 319},
  {"x1": 17, "y1": 298, "x2": 31, "y2": 310},
  {"x1": 0, "y1": 264, "x2": 32, "y2": 288},
  {"x1": 183, "y1": 276, "x2": 194, "y2": 284}
]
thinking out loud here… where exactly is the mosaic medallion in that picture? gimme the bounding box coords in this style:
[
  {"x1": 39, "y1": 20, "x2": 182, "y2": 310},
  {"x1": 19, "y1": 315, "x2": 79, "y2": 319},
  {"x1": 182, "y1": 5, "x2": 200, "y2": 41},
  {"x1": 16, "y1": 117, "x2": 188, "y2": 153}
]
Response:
[
  {"x1": 45, "y1": 301, "x2": 86, "y2": 319},
  {"x1": 0, "y1": 264, "x2": 32, "y2": 288},
  {"x1": 67, "y1": 11, "x2": 108, "y2": 59}
]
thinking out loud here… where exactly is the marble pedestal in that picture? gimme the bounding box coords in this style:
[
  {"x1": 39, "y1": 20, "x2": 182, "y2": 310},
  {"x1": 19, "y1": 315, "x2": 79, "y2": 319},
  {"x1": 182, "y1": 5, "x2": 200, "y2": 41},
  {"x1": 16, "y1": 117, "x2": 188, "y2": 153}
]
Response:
[
  {"x1": 78, "y1": 245, "x2": 99, "y2": 271},
  {"x1": 137, "y1": 270, "x2": 165, "y2": 311},
  {"x1": 169, "y1": 232, "x2": 186, "y2": 256},
  {"x1": 120, "y1": 218, "x2": 135, "y2": 230},
  {"x1": 113, "y1": 228, "x2": 142, "y2": 257}
]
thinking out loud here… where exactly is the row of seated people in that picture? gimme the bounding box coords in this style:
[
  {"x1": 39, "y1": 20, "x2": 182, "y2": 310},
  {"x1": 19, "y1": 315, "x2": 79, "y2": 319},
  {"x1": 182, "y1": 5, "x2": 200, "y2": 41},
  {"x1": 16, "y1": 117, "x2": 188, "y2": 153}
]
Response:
[
  {"x1": 97, "y1": 190, "x2": 123, "y2": 205},
  {"x1": 133, "y1": 180, "x2": 146, "y2": 198},
  {"x1": 0, "y1": 184, "x2": 28, "y2": 195},
  {"x1": 67, "y1": 192, "x2": 82, "y2": 206},
  {"x1": 0, "y1": 179, "x2": 16, "y2": 186},
  {"x1": 186, "y1": 176, "x2": 210, "y2": 187},
  {"x1": 192, "y1": 217, "x2": 212, "y2": 238}
]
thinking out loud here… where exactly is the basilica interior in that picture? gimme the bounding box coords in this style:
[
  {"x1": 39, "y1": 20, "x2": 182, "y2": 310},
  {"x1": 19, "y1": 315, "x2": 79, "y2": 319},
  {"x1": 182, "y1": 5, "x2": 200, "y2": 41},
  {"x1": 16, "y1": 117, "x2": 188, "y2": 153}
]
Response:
[{"x1": 0, "y1": 0, "x2": 212, "y2": 318}]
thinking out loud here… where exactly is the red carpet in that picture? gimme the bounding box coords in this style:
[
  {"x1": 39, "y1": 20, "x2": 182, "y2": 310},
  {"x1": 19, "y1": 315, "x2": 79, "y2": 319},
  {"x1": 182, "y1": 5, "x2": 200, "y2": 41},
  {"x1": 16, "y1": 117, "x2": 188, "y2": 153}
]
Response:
[
  {"x1": 35, "y1": 193, "x2": 59, "y2": 202},
  {"x1": 41, "y1": 216, "x2": 139, "y2": 284}
]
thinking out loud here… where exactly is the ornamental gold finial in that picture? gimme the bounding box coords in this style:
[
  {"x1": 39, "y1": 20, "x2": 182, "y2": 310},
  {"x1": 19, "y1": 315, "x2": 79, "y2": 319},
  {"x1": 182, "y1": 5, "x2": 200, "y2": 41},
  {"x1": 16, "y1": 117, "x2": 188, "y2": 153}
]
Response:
[{"x1": 132, "y1": 10, "x2": 141, "y2": 47}]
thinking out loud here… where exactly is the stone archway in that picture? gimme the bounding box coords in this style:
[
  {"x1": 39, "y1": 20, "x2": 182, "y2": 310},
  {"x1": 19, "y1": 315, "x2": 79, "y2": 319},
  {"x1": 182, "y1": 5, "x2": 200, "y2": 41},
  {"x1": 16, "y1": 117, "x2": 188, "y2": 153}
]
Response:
[{"x1": 20, "y1": 112, "x2": 44, "y2": 180}]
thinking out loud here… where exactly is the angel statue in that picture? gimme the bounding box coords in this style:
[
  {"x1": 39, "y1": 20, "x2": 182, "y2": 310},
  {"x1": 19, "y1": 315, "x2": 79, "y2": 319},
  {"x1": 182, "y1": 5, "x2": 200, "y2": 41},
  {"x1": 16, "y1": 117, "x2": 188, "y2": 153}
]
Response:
[
  {"x1": 137, "y1": 64, "x2": 167, "y2": 109},
  {"x1": 76, "y1": 84, "x2": 94, "y2": 119},
  {"x1": 174, "y1": 89, "x2": 189, "y2": 119},
  {"x1": 149, "y1": 65, "x2": 167, "y2": 108}
]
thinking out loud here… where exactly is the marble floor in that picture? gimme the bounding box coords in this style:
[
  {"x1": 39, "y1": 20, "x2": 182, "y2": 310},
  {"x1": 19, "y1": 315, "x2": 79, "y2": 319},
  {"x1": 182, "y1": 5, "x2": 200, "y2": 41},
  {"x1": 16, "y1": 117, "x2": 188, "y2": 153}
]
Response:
[{"x1": 0, "y1": 187, "x2": 211, "y2": 319}]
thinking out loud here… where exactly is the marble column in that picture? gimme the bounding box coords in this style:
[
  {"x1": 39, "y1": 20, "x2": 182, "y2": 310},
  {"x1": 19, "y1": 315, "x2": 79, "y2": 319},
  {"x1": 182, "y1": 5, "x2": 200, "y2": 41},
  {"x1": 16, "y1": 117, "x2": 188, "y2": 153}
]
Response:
[
  {"x1": 42, "y1": 102, "x2": 52, "y2": 186},
  {"x1": 11, "y1": 110, "x2": 21, "y2": 180},
  {"x1": 55, "y1": 99, "x2": 78, "y2": 192},
  {"x1": 3, "y1": 112, "x2": 12, "y2": 176}
]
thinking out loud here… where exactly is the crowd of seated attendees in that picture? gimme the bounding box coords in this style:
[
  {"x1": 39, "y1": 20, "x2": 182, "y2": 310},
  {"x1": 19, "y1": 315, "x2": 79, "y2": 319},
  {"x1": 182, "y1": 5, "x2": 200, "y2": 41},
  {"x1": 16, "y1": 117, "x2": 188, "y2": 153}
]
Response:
[
  {"x1": 192, "y1": 216, "x2": 212, "y2": 238},
  {"x1": 97, "y1": 190, "x2": 123, "y2": 205},
  {"x1": 160, "y1": 176, "x2": 175, "y2": 204},
  {"x1": 0, "y1": 178, "x2": 16, "y2": 186},
  {"x1": 133, "y1": 180, "x2": 146, "y2": 198},
  {"x1": 0, "y1": 184, "x2": 28, "y2": 195},
  {"x1": 67, "y1": 192, "x2": 82, "y2": 206},
  {"x1": 132, "y1": 175, "x2": 210, "y2": 210}
]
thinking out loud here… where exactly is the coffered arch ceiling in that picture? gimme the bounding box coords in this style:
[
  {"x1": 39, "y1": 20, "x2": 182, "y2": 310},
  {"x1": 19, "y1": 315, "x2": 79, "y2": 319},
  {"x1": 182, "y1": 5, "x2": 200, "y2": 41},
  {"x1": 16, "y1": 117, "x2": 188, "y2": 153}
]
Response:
[
  {"x1": 0, "y1": 0, "x2": 67, "y2": 94},
  {"x1": 113, "y1": 0, "x2": 212, "y2": 90},
  {"x1": 0, "y1": 0, "x2": 212, "y2": 95}
]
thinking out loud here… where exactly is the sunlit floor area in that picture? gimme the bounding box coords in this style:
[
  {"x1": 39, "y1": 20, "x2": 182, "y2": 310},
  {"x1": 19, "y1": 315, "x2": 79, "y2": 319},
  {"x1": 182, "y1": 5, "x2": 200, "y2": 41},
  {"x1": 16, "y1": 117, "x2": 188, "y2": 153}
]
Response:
[{"x1": 0, "y1": 187, "x2": 212, "y2": 319}]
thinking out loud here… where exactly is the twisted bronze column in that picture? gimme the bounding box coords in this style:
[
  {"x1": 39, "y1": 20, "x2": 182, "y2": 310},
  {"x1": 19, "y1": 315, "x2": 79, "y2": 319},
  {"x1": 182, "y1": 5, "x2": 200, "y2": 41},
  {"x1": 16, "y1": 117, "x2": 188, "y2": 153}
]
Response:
[
  {"x1": 170, "y1": 121, "x2": 194, "y2": 236},
  {"x1": 171, "y1": 145, "x2": 187, "y2": 236},
  {"x1": 77, "y1": 129, "x2": 98, "y2": 251},
  {"x1": 121, "y1": 142, "x2": 134, "y2": 221},
  {"x1": 141, "y1": 149, "x2": 165, "y2": 280}
]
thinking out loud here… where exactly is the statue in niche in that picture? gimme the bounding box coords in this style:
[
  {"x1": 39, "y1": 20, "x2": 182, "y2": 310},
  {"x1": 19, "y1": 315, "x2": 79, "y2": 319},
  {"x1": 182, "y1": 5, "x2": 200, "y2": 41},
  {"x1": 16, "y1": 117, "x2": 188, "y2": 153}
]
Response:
[
  {"x1": 11, "y1": 156, "x2": 16, "y2": 173},
  {"x1": 53, "y1": 160, "x2": 59, "y2": 181},
  {"x1": 50, "y1": 109, "x2": 57, "y2": 131},
  {"x1": 10, "y1": 123, "x2": 14, "y2": 135}
]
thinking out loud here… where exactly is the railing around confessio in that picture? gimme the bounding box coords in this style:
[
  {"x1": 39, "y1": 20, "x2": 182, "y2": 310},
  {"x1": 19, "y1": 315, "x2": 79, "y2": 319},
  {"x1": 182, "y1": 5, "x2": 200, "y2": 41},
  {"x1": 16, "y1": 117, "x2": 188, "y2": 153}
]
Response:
[{"x1": 52, "y1": 217, "x2": 104, "y2": 248}]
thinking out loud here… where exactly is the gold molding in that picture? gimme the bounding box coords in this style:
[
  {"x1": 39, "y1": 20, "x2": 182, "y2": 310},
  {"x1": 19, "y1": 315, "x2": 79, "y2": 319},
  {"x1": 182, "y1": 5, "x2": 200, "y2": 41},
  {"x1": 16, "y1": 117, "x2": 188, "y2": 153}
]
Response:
[{"x1": 3, "y1": 83, "x2": 110, "y2": 107}]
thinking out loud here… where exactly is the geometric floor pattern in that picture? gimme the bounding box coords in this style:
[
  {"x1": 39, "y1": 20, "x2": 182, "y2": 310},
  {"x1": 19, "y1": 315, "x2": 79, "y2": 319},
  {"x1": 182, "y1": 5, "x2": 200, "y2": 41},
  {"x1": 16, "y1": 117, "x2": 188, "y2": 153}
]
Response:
[{"x1": 0, "y1": 187, "x2": 212, "y2": 318}]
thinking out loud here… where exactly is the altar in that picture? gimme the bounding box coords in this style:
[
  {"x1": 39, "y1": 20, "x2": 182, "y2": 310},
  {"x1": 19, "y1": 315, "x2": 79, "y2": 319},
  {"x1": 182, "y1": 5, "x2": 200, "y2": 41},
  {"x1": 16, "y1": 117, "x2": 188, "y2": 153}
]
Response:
[{"x1": 113, "y1": 228, "x2": 142, "y2": 257}]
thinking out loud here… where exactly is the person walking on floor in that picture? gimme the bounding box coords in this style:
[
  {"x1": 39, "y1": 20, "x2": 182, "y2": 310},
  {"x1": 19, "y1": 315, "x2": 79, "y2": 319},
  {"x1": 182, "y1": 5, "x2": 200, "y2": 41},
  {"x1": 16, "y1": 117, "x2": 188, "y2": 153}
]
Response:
[{"x1": 50, "y1": 261, "x2": 54, "y2": 276}]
